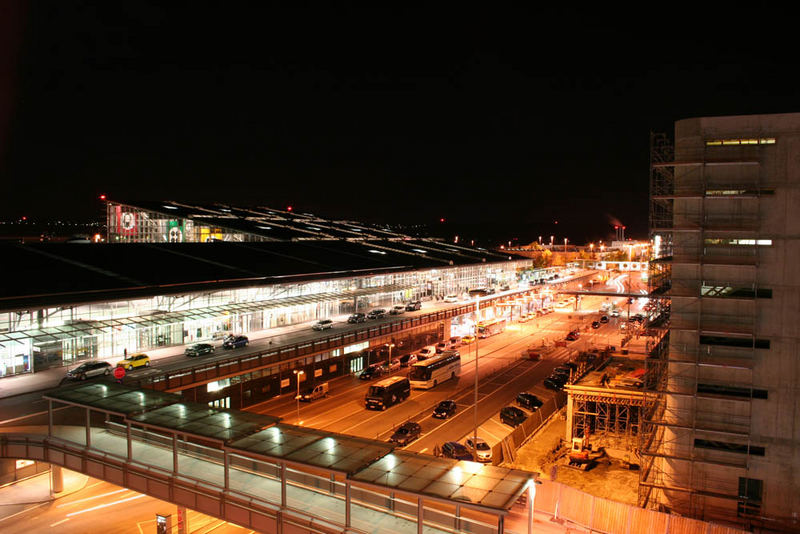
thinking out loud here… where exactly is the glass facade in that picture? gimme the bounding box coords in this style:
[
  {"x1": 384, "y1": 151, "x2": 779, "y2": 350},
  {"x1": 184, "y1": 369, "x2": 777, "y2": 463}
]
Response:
[{"x1": 0, "y1": 260, "x2": 528, "y2": 377}]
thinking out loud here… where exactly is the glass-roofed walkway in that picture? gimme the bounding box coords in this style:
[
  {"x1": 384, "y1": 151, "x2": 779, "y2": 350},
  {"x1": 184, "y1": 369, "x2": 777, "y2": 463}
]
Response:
[{"x1": 9, "y1": 382, "x2": 537, "y2": 533}]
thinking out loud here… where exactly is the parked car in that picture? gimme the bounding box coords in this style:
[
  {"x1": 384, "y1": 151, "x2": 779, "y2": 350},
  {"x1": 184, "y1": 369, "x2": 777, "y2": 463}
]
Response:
[
  {"x1": 300, "y1": 382, "x2": 329, "y2": 401},
  {"x1": 347, "y1": 313, "x2": 366, "y2": 324},
  {"x1": 389, "y1": 421, "x2": 421, "y2": 445},
  {"x1": 116, "y1": 353, "x2": 150, "y2": 370},
  {"x1": 432, "y1": 399, "x2": 457, "y2": 419},
  {"x1": 591, "y1": 321, "x2": 600, "y2": 329},
  {"x1": 435, "y1": 342, "x2": 447, "y2": 353},
  {"x1": 367, "y1": 309, "x2": 387, "y2": 319},
  {"x1": 500, "y1": 406, "x2": 527, "y2": 427},
  {"x1": 565, "y1": 330, "x2": 580, "y2": 341},
  {"x1": 384, "y1": 358, "x2": 402, "y2": 372},
  {"x1": 223, "y1": 335, "x2": 249, "y2": 349},
  {"x1": 405, "y1": 300, "x2": 422, "y2": 311},
  {"x1": 65, "y1": 361, "x2": 112, "y2": 381},
  {"x1": 516, "y1": 392, "x2": 543, "y2": 411},
  {"x1": 448, "y1": 336, "x2": 461, "y2": 347},
  {"x1": 599, "y1": 315, "x2": 609, "y2": 324},
  {"x1": 185, "y1": 343, "x2": 215, "y2": 357},
  {"x1": 399, "y1": 353, "x2": 418, "y2": 367},
  {"x1": 610, "y1": 309, "x2": 620, "y2": 317},
  {"x1": 441, "y1": 441, "x2": 473, "y2": 461},
  {"x1": 443, "y1": 294, "x2": 459, "y2": 303},
  {"x1": 359, "y1": 364, "x2": 384, "y2": 380},
  {"x1": 389, "y1": 305, "x2": 406, "y2": 315},
  {"x1": 312, "y1": 319, "x2": 334, "y2": 331},
  {"x1": 544, "y1": 376, "x2": 567, "y2": 391},
  {"x1": 464, "y1": 437, "x2": 493, "y2": 463},
  {"x1": 417, "y1": 346, "x2": 436, "y2": 360}
]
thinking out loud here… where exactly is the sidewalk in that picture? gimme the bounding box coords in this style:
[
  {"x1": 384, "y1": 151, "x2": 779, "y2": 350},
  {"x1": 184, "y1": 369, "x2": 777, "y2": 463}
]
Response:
[{"x1": 0, "y1": 469, "x2": 88, "y2": 520}]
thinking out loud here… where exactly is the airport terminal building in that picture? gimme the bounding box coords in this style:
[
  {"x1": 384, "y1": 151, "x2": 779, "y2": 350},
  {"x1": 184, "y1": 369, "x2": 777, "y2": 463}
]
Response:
[{"x1": 0, "y1": 201, "x2": 531, "y2": 377}]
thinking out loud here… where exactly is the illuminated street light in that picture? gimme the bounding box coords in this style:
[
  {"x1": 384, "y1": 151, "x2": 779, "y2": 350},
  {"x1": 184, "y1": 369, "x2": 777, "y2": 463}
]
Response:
[
  {"x1": 564, "y1": 237, "x2": 568, "y2": 253},
  {"x1": 293, "y1": 369, "x2": 305, "y2": 423},
  {"x1": 473, "y1": 296, "x2": 480, "y2": 448}
]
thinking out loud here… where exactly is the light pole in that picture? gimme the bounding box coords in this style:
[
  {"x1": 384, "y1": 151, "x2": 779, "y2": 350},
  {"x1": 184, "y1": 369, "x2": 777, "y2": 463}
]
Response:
[
  {"x1": 473, "y1": 296, "x2": 480, "y2": 447},
  {"x1": 293, "y1": 369, "x2": 304, "y2": 423},
  {"x1": 385, "y1": 343, "x2": 395, "y2": 365},
  {"x1": 564, "y1": 237, "x2": 568, "y2": 253}
]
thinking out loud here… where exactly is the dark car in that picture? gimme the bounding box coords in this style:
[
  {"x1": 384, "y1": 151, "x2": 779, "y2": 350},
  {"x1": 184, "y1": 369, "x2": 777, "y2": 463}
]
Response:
[
  {"x1": 312, "y1": 319, "x2": 334, "y2": 331},
  {"x1": 347, "y1": 313, "x2": 366, "y2": 324},
  {"x1": 500, "y1": 406, "x2": 527, "y2": 427},
  {"x1": 433, "y1": 400, "x2": 457, "y2": 419},
  {"x1": 599, "y1": 315, "x2": 609, "y2": 324},
  {"x1": 359, "y1": 364, "x2": 384, "y2": 380},
  {"x1": 565, "y1": 330, "x2": 580, "y2": 341},
  {"x1": 223, "y1": 335, "x2": 249, "y2": 349},
  {"x1": 399, "y1": 353, "x2": 418, "y2": 367},
  {"x1": 591, "y1": 321, "x2": 600, "y2": 329},
  {"x1": 367, "y1": 309, "x2": 387, "y2": 320},
  {"x1": 544, "y1": 376, "x2": 567, "y2": 391},
  {"x1": 185, "y1": 343, "x2": 215, "y2": 357},
  {"x1": 405, "y1": 300, "x2": 422, "y2": 311},
  {"x1": 441, "y1": 441, "x2": 473, "y2": 461},
  {"x1": 516, "y1": 392, "x2": 543, "y2": 411},
  {"x1": 65, "y1": 361, "x2": 111, "y2": 381},
  {"x1": 389, "y1": 421, "x2": 421, "y2": 445}
]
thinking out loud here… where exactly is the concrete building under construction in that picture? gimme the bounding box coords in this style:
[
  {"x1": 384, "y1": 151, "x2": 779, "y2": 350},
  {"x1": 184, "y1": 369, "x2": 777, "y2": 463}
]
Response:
[{"x1": 642, "y1": 112, "x2": 800, "y2": 531}]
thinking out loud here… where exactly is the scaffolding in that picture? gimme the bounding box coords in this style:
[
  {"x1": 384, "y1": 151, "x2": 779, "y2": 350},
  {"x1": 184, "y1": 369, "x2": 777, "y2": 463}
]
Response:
[{"x1": 639, "y1": 132, "x2": 769, "y2": 526}]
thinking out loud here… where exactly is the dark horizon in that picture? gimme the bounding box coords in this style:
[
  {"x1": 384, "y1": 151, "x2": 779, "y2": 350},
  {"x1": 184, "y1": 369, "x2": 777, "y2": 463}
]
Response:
[{"x1": 1, "y1": 4, "x2": 796, "y2": 241}]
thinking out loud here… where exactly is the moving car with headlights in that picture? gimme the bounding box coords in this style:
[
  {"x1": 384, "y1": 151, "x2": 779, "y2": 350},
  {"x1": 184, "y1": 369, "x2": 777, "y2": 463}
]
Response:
[
  {"x1": 432, "y1": 399, "x2": 457, "y2": 419},
  {"x1": 500, "y1": 406, "x2": 527, "y2": 427},
  {"x1": 223, "y1": 335, "x2": 249, "y2": 349},
  {"x1": 185, "y1": 343, "x2": 215, "y2": 357},
  {"x1": 464, "y1": 437, "x2": 493, "y2": 463},
  {"x1": 300, "y1": 382, "x2": 329, "y2": 402},
  {"x1": 388, "y1": 421, "x2": 421, "y2": 445},
  {"x1": 312, "y1": 319, "x2": 334, "y2": 331},
  {"x1": 441, "y1": 441, "x2": 473, "y2": 461},
  {"x1": 65, "y1": 361, "x2": 112, "y2": 381},
  {"x1": 116, "y1": 353, "x2": 150, "y2": 370}
]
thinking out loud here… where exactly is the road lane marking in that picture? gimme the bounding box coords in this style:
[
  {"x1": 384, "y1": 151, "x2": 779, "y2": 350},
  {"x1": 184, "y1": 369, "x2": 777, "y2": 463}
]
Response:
[
  {"x1": 66, "y1": 493, "x2": 146, "y2": 516},
  {"x1": 57, "y1": 488, "x2": 130, "y2": 507},
  {"x1": 50, "y1": 518, "x2": 70, "y2": 527}
]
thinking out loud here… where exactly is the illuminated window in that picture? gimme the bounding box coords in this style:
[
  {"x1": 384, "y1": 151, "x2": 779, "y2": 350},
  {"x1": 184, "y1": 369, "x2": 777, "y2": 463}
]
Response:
[
  {"x1": 704, "y1": 238, "x2": 772, "y2": 246},
  {"x1": 706, "y1": 138, "x2": 775, "y2": 146}
]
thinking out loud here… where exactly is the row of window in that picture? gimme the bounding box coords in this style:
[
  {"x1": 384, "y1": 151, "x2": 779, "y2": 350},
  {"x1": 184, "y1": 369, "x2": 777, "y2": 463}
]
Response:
[
  {"x1": 705, "y1": 188, "x2": 774, "y2": 196},
  {"x1": 700, "y1": 335, "x2": 770, "y2": 349},
  {"x1": 697, "y1": 383, "x2": 768, "y2": 399},
  {"x1": 694, "y1": 438, "x2": 765, "y2": 456},
  {"x1": 700, "y1": 285, "x2": 772, "y2": 299},
  {"x1": 704, "y1": 238, "x2": 773, "y2": 246},
  {"x1": 705, "y1": 138, "x2": 776, "y2": 146}
]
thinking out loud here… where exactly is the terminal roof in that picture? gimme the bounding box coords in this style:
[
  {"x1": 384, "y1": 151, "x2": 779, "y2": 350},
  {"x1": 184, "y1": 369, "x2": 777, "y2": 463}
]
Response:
[{"x1": 44, "y1": 382, "x2": 180, "y2": 416}]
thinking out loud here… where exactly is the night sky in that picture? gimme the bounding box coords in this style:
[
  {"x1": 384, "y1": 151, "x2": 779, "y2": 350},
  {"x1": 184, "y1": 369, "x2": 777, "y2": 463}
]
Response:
[{"x1": 1, "y1": 4, "x2": 796, "y2": 244}]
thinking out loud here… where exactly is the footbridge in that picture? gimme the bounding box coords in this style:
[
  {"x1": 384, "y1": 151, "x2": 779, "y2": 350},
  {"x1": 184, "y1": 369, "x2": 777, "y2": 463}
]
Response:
[{"x1": 0, "y1": 382, "x2": 537, "y2": 534}]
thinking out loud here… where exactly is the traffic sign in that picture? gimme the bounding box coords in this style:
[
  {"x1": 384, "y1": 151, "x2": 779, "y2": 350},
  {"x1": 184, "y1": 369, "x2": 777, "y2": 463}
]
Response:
[{"x1": 113, "y1": 366, "x2": 125, "y2": 380}]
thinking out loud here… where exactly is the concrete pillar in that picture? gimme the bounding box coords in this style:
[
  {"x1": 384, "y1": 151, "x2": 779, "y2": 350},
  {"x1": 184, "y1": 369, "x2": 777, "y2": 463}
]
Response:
[
  {"x1": 172, "y1": 434, "x2": 178, "y2": 474},
  {"x1": 345, "y1": 481, "x2": 351, "y2": 529},
  {"x1": 497, "y1": 513, "x2": 504, "y2": 533},
  {"x1": 280, "y1": 462, "x2": 286, "y2": 507},
  {"x1": 417, "y1": 497, "x2": 423, "y2": 534},
  {"x1": 126, "y1": 422, "x2": 132, "y2": 461},
  {"x1": 565, "y1": 395, "x2": 573, "y2": 442},
  {"x1": 177, "y1": 505, "x2": 188, "y2": 534},
  {"x1": 223, "y1": 451, "x2": 229, "y2": 490},
  {"x1": 51, "y1": 464, "x2": 64, "y2": 493},
  {"x1": 527, "y1": 485, "x2": 534, "y2": 534},
  {"x1": 85, "y1": 408, "x2": 91, "y2": 447}
]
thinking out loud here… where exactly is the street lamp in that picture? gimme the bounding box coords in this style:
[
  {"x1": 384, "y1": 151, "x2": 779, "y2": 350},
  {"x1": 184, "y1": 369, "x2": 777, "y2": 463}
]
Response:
[
  {"x1": 564, "y1": 237, "x2": 568, "y2": 253},
  {"x1": 293, "y1": 369, "x2": 305, "y2": 423},
  {"x1": 385, "y1": 343, "x2": 395, "y2": 364},
  {"x1": 473, "y1": 296, "x2": 480, "y2": 448}
]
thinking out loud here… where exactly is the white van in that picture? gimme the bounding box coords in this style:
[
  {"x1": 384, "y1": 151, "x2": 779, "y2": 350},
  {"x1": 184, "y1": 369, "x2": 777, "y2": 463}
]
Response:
[{"x1": 300, "y1": 382, "x2": 329, "y2": 402}]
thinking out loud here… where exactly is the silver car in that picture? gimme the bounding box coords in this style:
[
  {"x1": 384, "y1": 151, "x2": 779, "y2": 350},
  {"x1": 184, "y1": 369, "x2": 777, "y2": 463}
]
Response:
[{"x1": 65, "y1": 361, "x2": 112, "y2": 381}]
